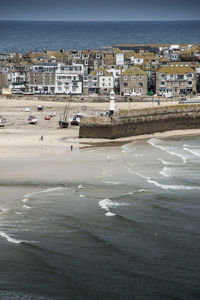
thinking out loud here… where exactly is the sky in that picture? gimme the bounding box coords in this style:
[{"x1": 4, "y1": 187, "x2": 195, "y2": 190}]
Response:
[{"x1": 0, "y1": 0, "x2": 200, "y2": 21}]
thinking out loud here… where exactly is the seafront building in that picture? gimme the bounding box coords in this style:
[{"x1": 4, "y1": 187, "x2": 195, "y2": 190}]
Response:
[
  {"x1": 156, "y1": 66, "x2": 196, "y2": 97},
  {"x1": 0, "y1": 44, "x2": 200, "y2": 96},
  {"x1": 29, "y1": 63, "x2": 57, "y2": 94},
  {"x1": 120, "y1": 68, "x2": 147, "y2": 96}
]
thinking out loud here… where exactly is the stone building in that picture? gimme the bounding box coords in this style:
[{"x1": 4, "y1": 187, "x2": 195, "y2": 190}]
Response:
[
  {"x1": 156, "y1": 66, "x2": 196, "y2": 96},
  {"x1": 120, "y1": 67, "x2": 147, "y2": 96},
  {"x1": 91, "y1": 68, "x2": 114, "y2": 95},
  {"x1": 29, "y1": 63, "x2": 57, "y2": 94},
  {"x1": 83, "y1": 75, "x2": 99, "y2": 94},
  {"x1": 0, "y1": 65, "x2": 9, "y2": 91}
]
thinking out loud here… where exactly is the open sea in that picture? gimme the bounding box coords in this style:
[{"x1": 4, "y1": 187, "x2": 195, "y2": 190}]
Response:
[
  {"x1": 0, "y1": 136, "x2": 200, "y2": 299},
  {"x1": 0, "y1": 20, "x2": 200, "y2": 53}
]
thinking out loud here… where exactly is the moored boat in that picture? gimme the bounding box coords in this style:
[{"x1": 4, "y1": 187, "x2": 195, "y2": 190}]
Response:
[
  {"x1": 0, "y1": 118, "x2": 7, "y2": 127},
  {"x1": 59, "y1": 102, "x2": 70, "y2": 128},
  {"x1": 28, "y1": 115, "x2": 37, "y2": 124}
]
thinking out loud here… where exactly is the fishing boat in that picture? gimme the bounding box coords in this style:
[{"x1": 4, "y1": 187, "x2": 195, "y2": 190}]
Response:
[
  {"x1": 28, "y1": 115, "x2": 37, "y2": 124},
  {"x1": 59, "y1": 102, "x2": 70, "y2": 128},
  {"x1": 0, "y1": 118, "x2": 6, "y2": 127}
]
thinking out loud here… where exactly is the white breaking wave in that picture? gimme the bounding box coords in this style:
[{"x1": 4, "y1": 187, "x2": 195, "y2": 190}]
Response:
[
  {"x1": 0, "y1": 207, "x2": 8, "y2": 214},
  {"x1": 102, "y1": 180, "x2": 123, "y2": 185},
  {"x1": 105, "y1": 211, "x2": 116, "y2": 216},
  {"x1": 78, "y1": 185, "x2": 86, "y2": 189},
  {"x1": 148, "y1": 138, "x2": 187, "y2": 163},
  {"x1": 157, "y1": 159, "x2": 176, "y2": 166},
  {"x1": 136, "y1": 189, "x2": 148, "y2": 193},
  {"x1": 23, "y1": 204, "x2": 31, "y2": 209},
  {"x1": 107, "y1": 155, "x2": 117, "y2": 160},
  {"x1": 21, "y1": 186, "x2": 69, "y2": 208},
  {"x1": 79, "y1": 194, "x2": 86, "y2": 198},
  {"x1": 99, "y1": 198, "x2": 129, "y2": 217},
  {"x1": 159, "y1": 167, "x2": 172, "y2": 178},
  {"x1": 15, "y1": 211, "x2": 22, "y2": 215},
  {"x1": 147, "y1": 179, "x2": 200, "y2": 190},
  {"x1": 183, "y1": 146, "x2": 200, "y2": 157},
  {"x1": 0, "y1": 230, "x2": 29, "y2": 244}
]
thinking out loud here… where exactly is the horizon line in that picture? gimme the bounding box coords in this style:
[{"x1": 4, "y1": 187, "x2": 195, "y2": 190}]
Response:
[{"x1": 0, "y1": 19, "x2": 200, "y2": 22}]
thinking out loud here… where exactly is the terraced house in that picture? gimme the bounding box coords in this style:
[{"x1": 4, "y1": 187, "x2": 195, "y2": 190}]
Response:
[
  {"x1": 91, "y1": 68, "x2": 114, "y2": 95},
  {"x1": 120, "y1": 67, "x2": 147, "y2": 96},
  {"x1": 29, "y1": 63, "x2": 57, "y2": 94},
  {"x1": 156, "y1": 66, "x2": 196, "y2": 97}
]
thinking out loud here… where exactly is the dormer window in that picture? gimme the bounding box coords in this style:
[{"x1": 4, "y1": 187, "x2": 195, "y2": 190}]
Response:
[{"x1": 124, "y1": 76, "x2": 127, "y2": 80}]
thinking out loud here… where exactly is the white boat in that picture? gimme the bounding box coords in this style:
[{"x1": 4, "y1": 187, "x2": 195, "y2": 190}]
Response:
[
  {"x1": 28, "y1": 115, "x2": 37, "y2": 124},
  {"x1": 0, "y1": 118, "x2": 6, "y2": 127}
]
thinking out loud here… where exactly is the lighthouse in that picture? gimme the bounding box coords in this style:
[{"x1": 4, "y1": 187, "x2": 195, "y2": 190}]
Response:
[{"x1": 109, "y1": 90, "x2": 116, "y2": 117}]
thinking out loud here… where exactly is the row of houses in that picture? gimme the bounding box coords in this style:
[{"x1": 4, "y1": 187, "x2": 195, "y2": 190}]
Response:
[{"x1": 0, "y1": 44, "x2": 200, "y2": 97}]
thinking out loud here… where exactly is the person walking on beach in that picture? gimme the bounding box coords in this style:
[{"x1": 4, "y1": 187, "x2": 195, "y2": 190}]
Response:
[{"x1": 70, "y1": 145, "x2": 73, "y2": 151}]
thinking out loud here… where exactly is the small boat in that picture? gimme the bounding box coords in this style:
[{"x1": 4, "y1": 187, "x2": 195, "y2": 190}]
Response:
[
  {"x1": 28, "y1": 115, "x2": 37, "y2": 124},
  {"x1": 44, "y1": 116, "x2": 51, "y2": 120},
  {"x1": 59, "y1": 120, "x2": 69, "y2": 128},
  {"x1": 49, "y1": 112, "x2": 56, "y2": 117},
  {"x1": 59, "y1": 103, "x2": 70, "y2": 128},
  {"x1": 37, "y1": 105, "x2": 43, "y2": 111},
  {"x1": 0, "y1": 118, "x2": 6, "y2": 127},
  {"x1": 70, "y1": 115, "x2": 80, "y2": 126}
]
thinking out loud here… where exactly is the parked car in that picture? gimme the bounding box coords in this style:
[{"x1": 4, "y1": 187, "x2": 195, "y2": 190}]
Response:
[{"x1": 12, "y1": 89, "x2": 23, "y2": 94}]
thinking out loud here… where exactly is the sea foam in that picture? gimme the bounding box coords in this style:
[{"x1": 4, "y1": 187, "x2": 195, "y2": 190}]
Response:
[
  {"x1": 183, "y1": 145, "x2": 200, "y2": 157},
  {"x1": 147, "y1": 179, "x2": 200, "y2": 190},
  {"x1": 148, "y1": 138, "x2": 187, "y2": 163},
  {"x1": 99, "y1": 198, "x2": 129, "y2": 217},
  {"x1": 159, "y1": 167, "x2": 172, "y2": 178},
  {"x1": 0, "y1": 230, "x2": 29, "y2": 244}
]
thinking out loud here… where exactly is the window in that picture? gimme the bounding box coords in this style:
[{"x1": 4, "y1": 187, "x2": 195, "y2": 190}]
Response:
[
  {"x1": 131, "y1": 76, "x2": 135, "y2": 80},
  {"x1": 178, "y1": 75, "x2": 184, "y2": 80},
  {"x1": 139, "y1": 75, "x2": 143, "y2": 80},
  {"x1": 161, "y1": 81, "x2": 165, "y2": 85},
  {"x1": 124, "y1": 76, "x2": 127, "y2": 80},
  {"x1": 85, "y1": 60, "x2": 88, "y2": 65},
  {"x1": 188, "y1": 81, "x2": 192, "y2": 85},
  {"x1": 139, "y1": 88, "x2": 143, "y2": 94}
]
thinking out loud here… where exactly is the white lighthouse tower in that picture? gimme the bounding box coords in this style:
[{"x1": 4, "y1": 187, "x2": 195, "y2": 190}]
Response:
[{"x1": 109, "y1": 90, "x2": 116, "y2": 117}]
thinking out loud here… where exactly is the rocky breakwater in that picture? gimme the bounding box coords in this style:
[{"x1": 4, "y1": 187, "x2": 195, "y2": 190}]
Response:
[{"x1": 79, "y1": 104, "x2": 200, "y2": 139}]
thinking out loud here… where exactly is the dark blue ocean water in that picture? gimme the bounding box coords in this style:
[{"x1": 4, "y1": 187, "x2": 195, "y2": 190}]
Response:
[{"x1": 0, "y1": 20, "x2": 200, "y2": 53}]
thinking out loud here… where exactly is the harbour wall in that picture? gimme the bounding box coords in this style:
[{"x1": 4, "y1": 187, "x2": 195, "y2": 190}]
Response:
[
  {"x1": 79, "y1": 104, "x2": 200, "y2": 139},
  {"x1": 0, "y1": 94, "x2": 180, "y2": 103}
]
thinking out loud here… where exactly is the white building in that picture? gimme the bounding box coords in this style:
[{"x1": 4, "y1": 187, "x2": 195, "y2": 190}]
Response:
[
  {"x1": 91, "y1": 68, "x2": 114, "y2": 94},
  {"x1": 55, "y1": 63, "x2": 84, "y2": 94},
  {"x1": 116, "y1": 53, "x2": 124, "y2": 66}
]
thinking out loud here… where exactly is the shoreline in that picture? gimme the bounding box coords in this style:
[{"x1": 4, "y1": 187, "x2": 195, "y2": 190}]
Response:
[{"x1": 80, "y1": 128, "x2": 200, "y2": 149}]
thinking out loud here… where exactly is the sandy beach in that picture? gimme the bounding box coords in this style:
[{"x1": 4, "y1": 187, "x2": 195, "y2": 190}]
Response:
[{"x1": 1, "y1": 97, "x2": 200, "y2": 158}]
